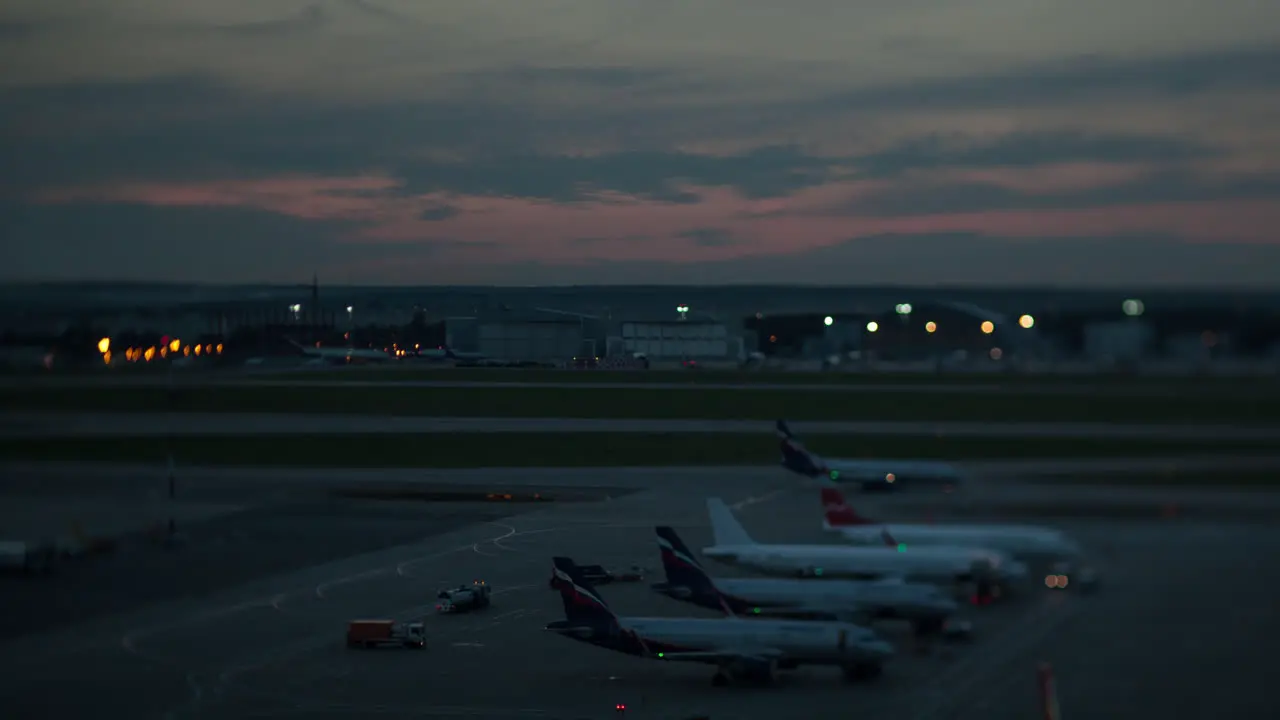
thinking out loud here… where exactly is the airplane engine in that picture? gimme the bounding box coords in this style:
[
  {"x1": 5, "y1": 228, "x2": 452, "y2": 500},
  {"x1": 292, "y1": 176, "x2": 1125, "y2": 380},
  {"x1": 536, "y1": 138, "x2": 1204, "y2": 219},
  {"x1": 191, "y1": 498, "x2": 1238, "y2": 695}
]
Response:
[{"x1": 716, "y1": 657, "x2": 777, "y2": 686}]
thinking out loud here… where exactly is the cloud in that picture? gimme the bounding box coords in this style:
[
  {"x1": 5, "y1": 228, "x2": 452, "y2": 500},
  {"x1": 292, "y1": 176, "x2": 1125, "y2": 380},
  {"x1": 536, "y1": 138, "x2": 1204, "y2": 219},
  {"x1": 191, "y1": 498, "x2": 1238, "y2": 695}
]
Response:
[
  {"x1": 678, "y1": 228, "x2": 741, "y2": 247},
  {"x1": 2, "y1": 2, "x2": 1279, "y2": 286},
  {"x1": 474, "y1": 233, "x2": 1280, "y2": 289},
  {"x1": 852, "y1": 132, "x2": 1215, "y2": 177},
  {"x1": 419, "y1": 205, "x2": 460, "y2": 221}
]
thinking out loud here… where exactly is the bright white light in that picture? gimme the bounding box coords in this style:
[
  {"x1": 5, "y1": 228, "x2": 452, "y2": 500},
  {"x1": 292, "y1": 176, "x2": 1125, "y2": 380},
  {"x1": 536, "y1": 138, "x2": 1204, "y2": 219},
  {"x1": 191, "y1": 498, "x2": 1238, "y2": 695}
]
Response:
[
  {"x1": 866, "y1": 321, "x2": 879, "y2": 332},
  {"x1": 823, "y1": 316, "x2": 833, "y2": 326},
  {"x1": 289, "y1": 304, "x2": 302, "y2": 313},
  {"x1": 1122, "y1": 299, "x2": 1144, "y2": 317},
  {"x1": 346, "y1": 305, "x2": 354, "y2": 313},
  {"x1": 895, "y1": 303, "x2": 913, "y2": 315}
]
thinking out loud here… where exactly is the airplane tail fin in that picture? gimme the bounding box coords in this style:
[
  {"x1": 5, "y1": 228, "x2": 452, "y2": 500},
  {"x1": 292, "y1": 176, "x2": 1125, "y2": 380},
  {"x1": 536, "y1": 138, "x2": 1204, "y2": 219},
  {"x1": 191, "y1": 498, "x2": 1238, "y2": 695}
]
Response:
[
  {"x1": 706, "y1": 498, "x2": 755, "y2": 547},
  {"x1": 777, "y1": 419, "x2": 827, "y2": 478},
  {"x1": 655, "y1": 526, "x2": 718, "y2": 594},
  {"x1": 821, "y1": 486, "x2": 875, "y2": 528},
  {"x1": 551, "y1": 557, "x2": 620, "y2": 630}
]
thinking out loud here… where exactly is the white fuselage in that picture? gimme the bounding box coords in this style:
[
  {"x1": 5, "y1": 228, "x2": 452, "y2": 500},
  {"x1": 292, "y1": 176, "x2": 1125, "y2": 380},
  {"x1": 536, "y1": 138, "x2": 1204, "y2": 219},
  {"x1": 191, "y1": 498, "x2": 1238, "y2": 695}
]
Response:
[
  {"x1": 622, "y1": 616, "x2": 892, "y2": 664},
  {"x1": 712, "y1": 577, "x2": 958, "y2": 619},
  {"x1": 701, "y1": 542, "x2": 1027, "y2": 585},
  {"x1": 832, "y1": 524, "x2": 1083, "y2": 561}
]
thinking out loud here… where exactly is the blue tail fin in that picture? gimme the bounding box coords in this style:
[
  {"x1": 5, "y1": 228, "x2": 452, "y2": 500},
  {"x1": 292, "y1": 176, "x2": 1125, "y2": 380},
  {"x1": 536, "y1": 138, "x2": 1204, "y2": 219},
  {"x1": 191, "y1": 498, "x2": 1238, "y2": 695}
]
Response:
[
  {"x1": 551, "y1": 556, "x2": 619, "y2": 630},
  {"x1": 655, "y1": 526, "x2": 718, "y2": 595},
  {"x1": 777, "y1": 419, "x2": 824, "y2": 477}
]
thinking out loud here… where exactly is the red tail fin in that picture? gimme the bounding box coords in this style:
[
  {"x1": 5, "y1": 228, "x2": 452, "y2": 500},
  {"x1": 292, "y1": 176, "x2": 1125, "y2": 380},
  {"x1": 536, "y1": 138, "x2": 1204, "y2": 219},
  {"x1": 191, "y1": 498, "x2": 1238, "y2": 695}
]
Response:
[{"x1": 821, "y1": 487, "x2": 873, "y2": 526}]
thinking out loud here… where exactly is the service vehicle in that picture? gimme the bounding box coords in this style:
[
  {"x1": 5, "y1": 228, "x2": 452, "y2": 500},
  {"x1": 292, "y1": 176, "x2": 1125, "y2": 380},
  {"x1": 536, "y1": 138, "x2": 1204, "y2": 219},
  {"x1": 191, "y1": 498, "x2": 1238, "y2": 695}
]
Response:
[
  {"x1": 437, "y1": 581, "x2": 492, "y2": 613},
  {"x1": 345, "y1": 619, "x2": 426, "y2": 649}
]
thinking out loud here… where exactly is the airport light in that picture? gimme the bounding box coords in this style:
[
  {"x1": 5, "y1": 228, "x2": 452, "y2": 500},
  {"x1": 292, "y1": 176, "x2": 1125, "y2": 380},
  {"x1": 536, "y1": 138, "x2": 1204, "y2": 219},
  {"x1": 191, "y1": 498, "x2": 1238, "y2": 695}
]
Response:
[
  {"x1": 823, "y1": 316, "x2": 833, "y2": 326},
  {"x1": 97, "y1": 337, "x2": 110, "y2": 354},
  {"x1": 193, "y1": 344, "x2": 202, "y2": 356},
  {"x1": 169, "y1": 338, "x2": 181, "y2": 353},
  {"x1": 215, "y1": 343, "x2": 224, "y2": 354},
  {"x1": 895, "y1": 303, "x2": 912, "y2": 315},
  {"x1": 102, "y1": 351, "x2": 112, "y2": 365},
  {"x1": 980, "y1": 320, "x2": 995, "y2": 334},
  {"x1": 865, "y1": 321, "x2": 879, "y2": 333},
  {"x1": 925, "y1": 321, "x2": 937, "y2": 333},
  {"x1": 143, "y1": 346, "x2": 156, "y2": 362},
  {"x1": 1018, "y1": 314, "x2": 1035, "y2": 329},
  {"x1": 676, "y1": 304, "x2": 689, "y2": 320},
  {"x1": 1122, "y1": 298, "x2": 1144, "y2": 317}
]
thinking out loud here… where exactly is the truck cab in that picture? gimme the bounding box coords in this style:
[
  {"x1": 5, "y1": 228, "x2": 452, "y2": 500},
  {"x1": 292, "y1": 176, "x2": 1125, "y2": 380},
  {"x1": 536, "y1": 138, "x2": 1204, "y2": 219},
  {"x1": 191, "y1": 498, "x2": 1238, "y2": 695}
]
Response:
[{"x1": 436, "y1": 581, "x2": 492, "y2": 613}]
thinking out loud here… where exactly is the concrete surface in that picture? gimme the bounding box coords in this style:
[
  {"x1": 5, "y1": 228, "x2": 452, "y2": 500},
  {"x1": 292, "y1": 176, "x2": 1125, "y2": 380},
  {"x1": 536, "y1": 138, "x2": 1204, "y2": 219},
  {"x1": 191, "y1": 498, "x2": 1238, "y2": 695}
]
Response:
[
  {"x1": 0, "y1": 465, "x2": 1277, "y2": 719},
  {"x1": 6, "y1": 412, "x2": 1280, "y2": 440},
  {"x1": 0, "y1": 496, "x2": 237, "y2": 557}
]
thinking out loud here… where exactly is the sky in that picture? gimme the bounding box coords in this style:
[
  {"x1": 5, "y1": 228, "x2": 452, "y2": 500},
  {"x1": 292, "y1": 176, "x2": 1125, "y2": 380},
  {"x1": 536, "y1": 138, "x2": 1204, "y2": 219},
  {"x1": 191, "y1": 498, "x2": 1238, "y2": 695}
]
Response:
[{"x1": 2, "y1": 1, "x2": 1280, "y2": 287}]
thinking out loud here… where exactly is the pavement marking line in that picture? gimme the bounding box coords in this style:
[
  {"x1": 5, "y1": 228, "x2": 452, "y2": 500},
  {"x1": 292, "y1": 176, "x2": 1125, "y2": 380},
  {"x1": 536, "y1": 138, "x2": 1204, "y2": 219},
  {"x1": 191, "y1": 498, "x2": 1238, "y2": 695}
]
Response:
[
  {"x1": 908, "y1": 595, "x2": 1083, "y2": 720},
  {"x1": 314, "y1": 567, "x2": 393, "y2": 598}
]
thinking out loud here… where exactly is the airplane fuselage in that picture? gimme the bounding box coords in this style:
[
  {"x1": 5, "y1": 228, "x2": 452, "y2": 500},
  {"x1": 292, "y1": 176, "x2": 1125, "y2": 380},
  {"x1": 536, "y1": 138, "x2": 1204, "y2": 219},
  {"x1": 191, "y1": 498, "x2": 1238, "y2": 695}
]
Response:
[
  {"x1": 834, "y1": 524, "x2": 1083, "y2": 561},
  {"x1": 546, "y1": 615, "x2": 892, "y2": 667},
  {"x1": 825, "y1": 458, "x2": 965, "y2": 489},
  {"x1": 664, "y1": 576, "x2": 959, "y2": 623},
  {"x1": 701, "y1": 542, "x2": 1026, "y2": 585}
]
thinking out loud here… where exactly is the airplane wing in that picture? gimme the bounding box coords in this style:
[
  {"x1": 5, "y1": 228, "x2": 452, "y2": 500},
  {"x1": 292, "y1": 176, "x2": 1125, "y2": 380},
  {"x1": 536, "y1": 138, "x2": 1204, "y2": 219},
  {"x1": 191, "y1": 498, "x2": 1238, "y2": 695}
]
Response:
[{"x1": 657, "y1": 646, "x2": 786, "y2": 665}]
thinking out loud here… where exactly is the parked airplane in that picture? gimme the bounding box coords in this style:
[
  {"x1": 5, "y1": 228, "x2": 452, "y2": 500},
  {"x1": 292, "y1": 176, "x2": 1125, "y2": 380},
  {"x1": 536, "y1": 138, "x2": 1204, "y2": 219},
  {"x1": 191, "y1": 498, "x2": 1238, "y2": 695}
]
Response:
[
  {"x1": 651, "y1": 526, "x2": 966, "y2": 638},
  {"x1": 777, "y1": 419, "x2": 965, "y2": 492},
  {"x1": 700, "y1": 498, "x2": 1027, "y2": 589},
  {"x1": 820, "y1": 486, "x2": 1097, "y2": 590},
  {"x1": 287, "y1": 339, "x2": 391, "y2": 364},
  {"x1": 545, "y1": 556, "x2": 894, "y2": 686}
]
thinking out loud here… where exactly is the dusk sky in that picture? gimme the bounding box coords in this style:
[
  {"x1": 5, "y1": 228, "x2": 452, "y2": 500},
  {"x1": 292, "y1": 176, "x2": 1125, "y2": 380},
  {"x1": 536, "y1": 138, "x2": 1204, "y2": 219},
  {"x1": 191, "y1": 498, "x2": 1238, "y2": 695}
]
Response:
[{"x1": 2, "y1": 1, "x2": 1279, "y2": 286}]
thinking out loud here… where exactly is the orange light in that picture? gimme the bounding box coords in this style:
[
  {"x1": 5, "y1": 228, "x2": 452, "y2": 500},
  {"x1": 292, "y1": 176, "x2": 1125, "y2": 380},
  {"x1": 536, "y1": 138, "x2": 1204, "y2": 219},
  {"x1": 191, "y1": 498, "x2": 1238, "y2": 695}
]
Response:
[
  {"x1": 183, "y1": 346, "x2": 190, "y2": 356},
  {"x1": 97, "y1": 337, "x2": 111, "y2": 354},
  {"x1": 169, "y1": 339, "x2": 181, "y2": 353},
  {"x1": 194, "y1": 344, "x2": 203, "y2": 356},
  {"x1": 143, "y1": 347, "x2": 156, "y2": 362},
  {"x1": 102, "y1": 351, "x2": 112, "y2": 365},
  {"x1": 216, "y1": 343, "x2": 223, "y2": 354},
  {"x1": 980, "y1": 321, "x2": 994, "y2": 334},
  {"x1": 160, "y1": 347, "x2": 168, "y2": 358},
  {"x1": 924, "y1": 321, "x2": 937, "y2": 333}
]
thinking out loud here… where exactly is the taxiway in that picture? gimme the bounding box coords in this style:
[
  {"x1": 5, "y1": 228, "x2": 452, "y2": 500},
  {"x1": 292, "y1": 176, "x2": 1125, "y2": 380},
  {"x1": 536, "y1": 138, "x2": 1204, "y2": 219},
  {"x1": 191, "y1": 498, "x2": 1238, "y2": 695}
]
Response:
[{"x1": 0, "y1": 465, "x2": 1277, "y2": 719}]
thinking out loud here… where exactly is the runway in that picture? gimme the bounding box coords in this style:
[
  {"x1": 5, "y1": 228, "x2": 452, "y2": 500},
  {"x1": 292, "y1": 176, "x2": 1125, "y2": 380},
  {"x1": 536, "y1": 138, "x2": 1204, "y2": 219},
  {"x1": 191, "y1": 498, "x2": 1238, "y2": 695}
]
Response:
[
  {"x1": 6, "y1": 412, "x2": 1280, "y2": 440},
  {"x1": 1, "y1": 463, "x2": 1279, "y2": 719}
]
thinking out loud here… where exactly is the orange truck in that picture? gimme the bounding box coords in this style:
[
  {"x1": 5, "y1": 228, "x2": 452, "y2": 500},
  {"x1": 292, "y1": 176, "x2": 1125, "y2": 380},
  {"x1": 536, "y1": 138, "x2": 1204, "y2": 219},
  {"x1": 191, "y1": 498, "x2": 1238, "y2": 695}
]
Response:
[{"x1": 346, "y1": 619, "x2": 426, "y2": 649}]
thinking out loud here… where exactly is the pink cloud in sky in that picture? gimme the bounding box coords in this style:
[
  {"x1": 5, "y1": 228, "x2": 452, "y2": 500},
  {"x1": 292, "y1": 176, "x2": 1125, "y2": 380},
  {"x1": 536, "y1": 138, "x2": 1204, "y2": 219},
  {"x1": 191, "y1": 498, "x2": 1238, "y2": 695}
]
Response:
[{"x1": 32, "y1": 168, "x2": 1280, "y2": 270}]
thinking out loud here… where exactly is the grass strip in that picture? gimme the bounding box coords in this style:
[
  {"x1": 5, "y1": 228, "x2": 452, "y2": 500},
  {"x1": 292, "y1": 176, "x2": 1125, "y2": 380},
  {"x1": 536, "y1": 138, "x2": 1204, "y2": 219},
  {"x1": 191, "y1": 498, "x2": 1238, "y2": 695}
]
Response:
[
  {"x1": 2, "y1": 433, "x2": 1274, "y2": 468},
  {"x1": 1030, "y1": 469, "x2": 1279, "y2": 489},
  {"x1": 2, "y1": 385, "x2": 1275, "y2": 424},
  {"x1": 255, "y1": 367, "x2": 1280, "y2": 389}
]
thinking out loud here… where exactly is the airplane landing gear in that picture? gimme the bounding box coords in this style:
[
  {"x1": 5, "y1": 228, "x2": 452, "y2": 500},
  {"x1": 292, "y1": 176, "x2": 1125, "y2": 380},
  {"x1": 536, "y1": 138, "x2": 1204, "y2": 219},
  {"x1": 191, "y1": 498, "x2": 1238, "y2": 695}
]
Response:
[{"x1": 842, "y1": 662, "x2": 883, "y2": 682}]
